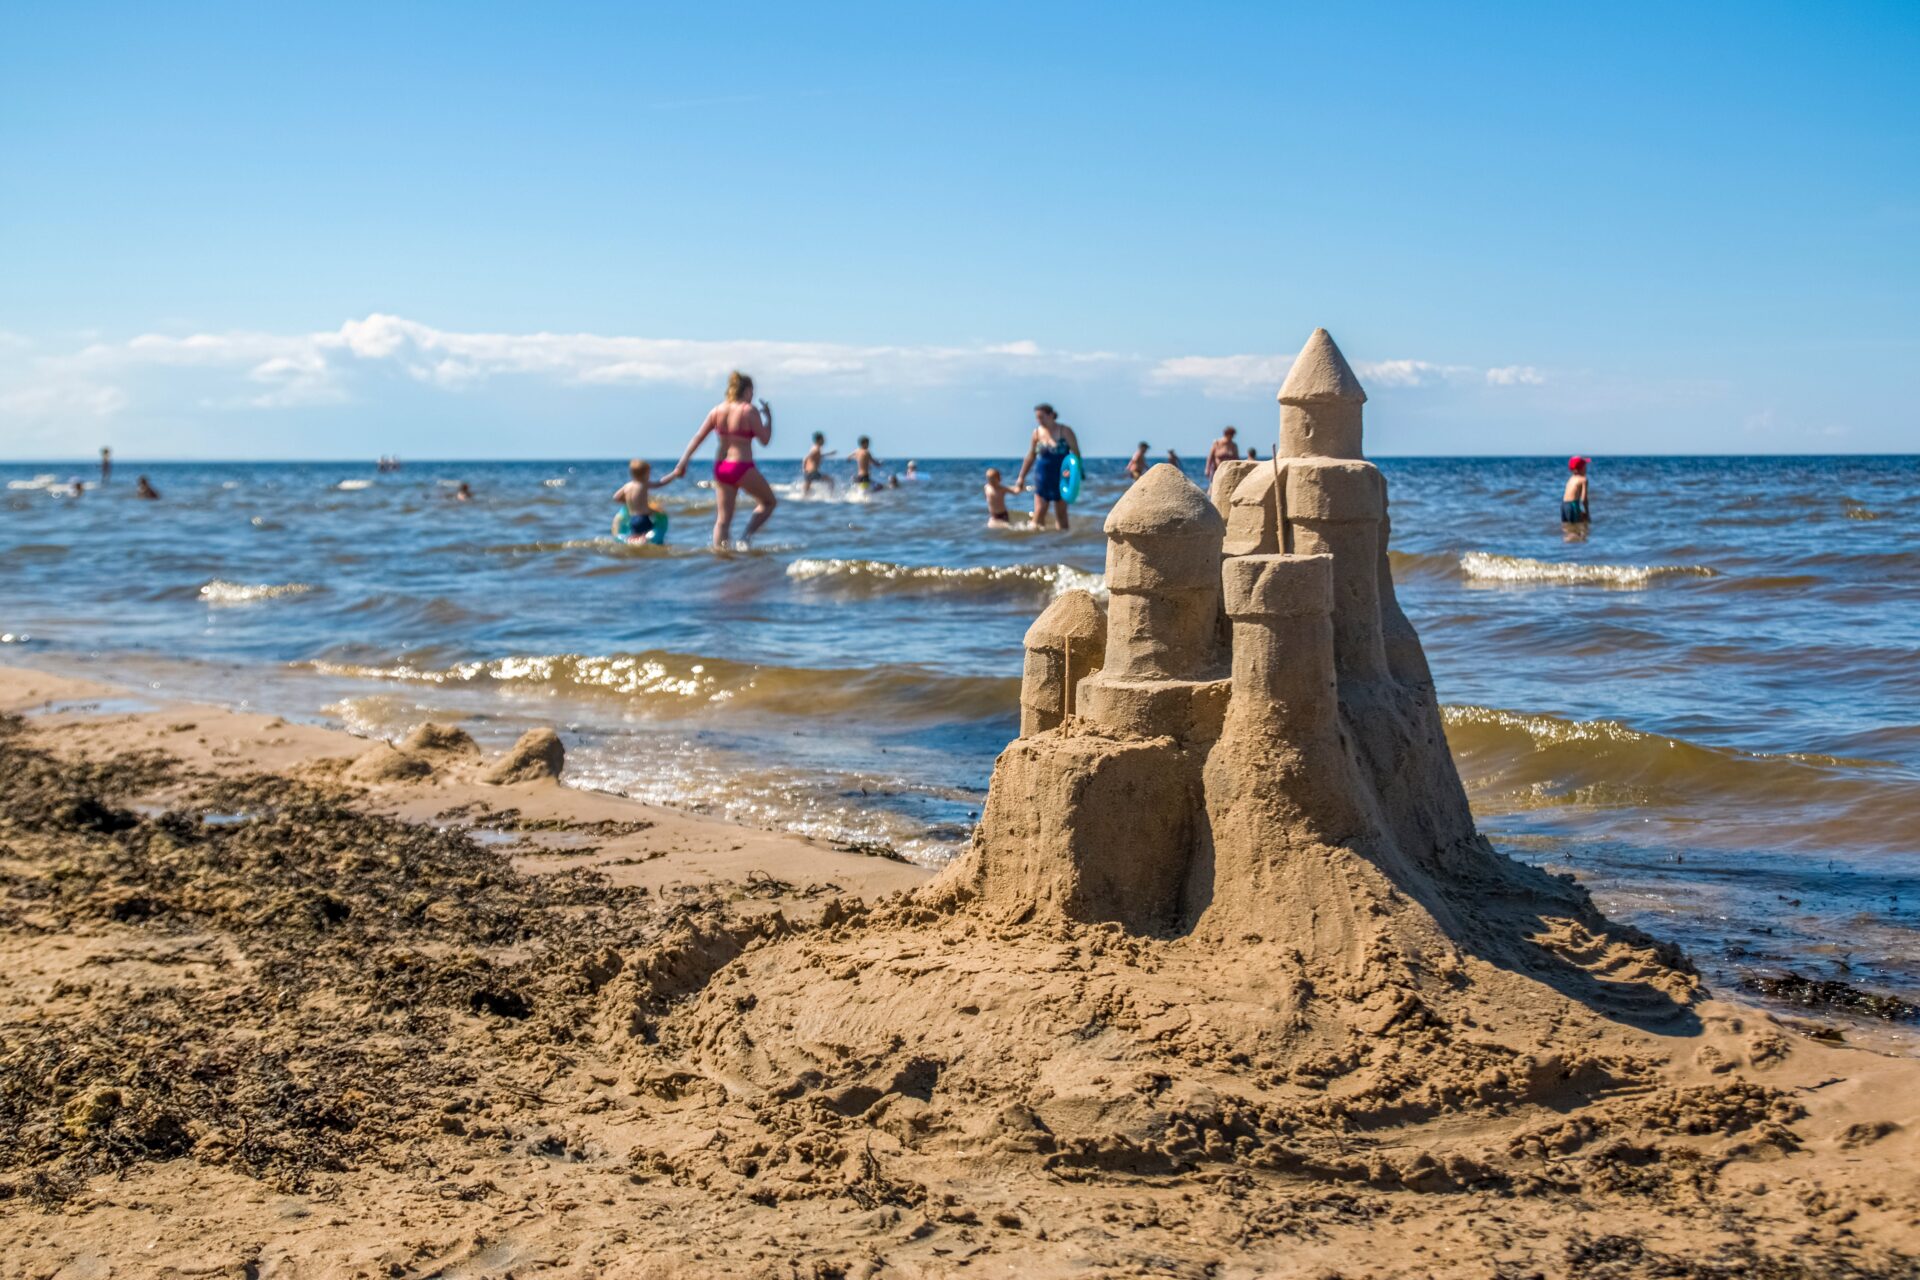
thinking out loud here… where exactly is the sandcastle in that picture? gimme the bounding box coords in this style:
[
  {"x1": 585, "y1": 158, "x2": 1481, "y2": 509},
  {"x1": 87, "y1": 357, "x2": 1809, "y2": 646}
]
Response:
[{"x1": 959, "y1": 327, "x2": 1491, "y2": 952}]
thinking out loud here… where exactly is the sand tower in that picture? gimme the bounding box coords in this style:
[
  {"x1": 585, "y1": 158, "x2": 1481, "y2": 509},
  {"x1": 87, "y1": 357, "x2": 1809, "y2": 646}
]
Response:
[{"x1": 957, "y1": 328, "x2": 1497, "y2": 962}]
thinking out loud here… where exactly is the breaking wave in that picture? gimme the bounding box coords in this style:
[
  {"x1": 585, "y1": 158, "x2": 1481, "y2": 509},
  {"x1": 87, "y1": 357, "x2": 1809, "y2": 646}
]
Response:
[
  {"x1": 1443, "y1": 704, "x2": 1916, "y2": 851},
  {"x1": 304, "y1": 650, "x2": 1020, "y2": 722},
  {"x1": 1459, "y1": 552, "x2": 1718, "y2": 588},
  {"x1": 786, "y1": 557, "x2": 1106, "y2": 599},
  {"x1": 199, "y1": 580, "x2": 317, "y2": 604}
]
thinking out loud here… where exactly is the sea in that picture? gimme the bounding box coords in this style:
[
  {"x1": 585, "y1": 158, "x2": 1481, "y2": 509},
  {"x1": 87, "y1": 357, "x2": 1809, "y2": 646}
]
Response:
[{"x1": 3, "y1": 454, "x2": 1916, "y2": 1036}]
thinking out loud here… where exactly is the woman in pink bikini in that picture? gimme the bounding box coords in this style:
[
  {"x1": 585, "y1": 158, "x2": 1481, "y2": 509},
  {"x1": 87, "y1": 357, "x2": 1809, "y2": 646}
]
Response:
[{"x1": 668, "y1": 371, "x2": 778, "y2": 548}]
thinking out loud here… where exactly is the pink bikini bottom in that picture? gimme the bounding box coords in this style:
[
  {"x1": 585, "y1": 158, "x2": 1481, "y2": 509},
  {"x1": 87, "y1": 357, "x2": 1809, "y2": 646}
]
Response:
[{"x1": 713, "y1": 459, "x2": 756, "y2": 487}]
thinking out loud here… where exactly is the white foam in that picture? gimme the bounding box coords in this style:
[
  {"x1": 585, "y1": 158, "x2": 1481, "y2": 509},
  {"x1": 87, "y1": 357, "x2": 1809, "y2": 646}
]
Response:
[
  {"x1": 786, "y1": 557, "x2": 1107, "y2": 598},
  {"x1": 199, "y1": 579, "x2": 317, "y2": 604},
  {"x1": 1460, "y1": 552, "x2": 1716, "y2": 588}
]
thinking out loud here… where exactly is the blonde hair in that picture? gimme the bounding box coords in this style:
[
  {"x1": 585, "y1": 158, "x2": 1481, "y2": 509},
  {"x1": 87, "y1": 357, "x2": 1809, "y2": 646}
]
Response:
[
  {"x1": 725, "y1": 371, "x2": 753, "y2": 402},
  {"x1": 629, "y1": 458, "x2": 650, "y2": 479}
]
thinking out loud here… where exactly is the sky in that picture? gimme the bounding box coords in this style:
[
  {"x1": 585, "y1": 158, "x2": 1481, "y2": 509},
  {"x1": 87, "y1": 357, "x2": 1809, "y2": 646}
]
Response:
[{"x1": 2, "y1": 2, "x2": 1916, "y2": 460}]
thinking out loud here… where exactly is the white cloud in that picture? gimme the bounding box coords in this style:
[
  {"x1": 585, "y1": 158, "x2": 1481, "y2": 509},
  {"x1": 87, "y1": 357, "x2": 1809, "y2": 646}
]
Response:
[
  {"x1": 1485, "y1": 364, "x2": 1546, "y2": 386},
  {"x1": 2, "y1": 313, "x2": 1543, "y2": 418},
  {"x1": 1357, "y1": 359, "x2": 1471, "y2": 388},
  {"x1": 1150, "y1": 352, "x2": 1529, "y2": 397},
  {"x1": 1146, "y1": 353, "x2": 1293, "y2": 396}
]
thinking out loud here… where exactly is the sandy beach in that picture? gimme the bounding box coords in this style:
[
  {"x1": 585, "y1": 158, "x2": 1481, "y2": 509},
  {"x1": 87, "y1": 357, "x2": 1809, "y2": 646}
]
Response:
[{"x1": 4, "y1": 652, "x2": 1916, "y2": 1279}]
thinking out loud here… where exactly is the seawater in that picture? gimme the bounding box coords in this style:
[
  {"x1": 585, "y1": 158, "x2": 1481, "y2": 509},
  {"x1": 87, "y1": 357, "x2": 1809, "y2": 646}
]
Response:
[{"x1": 3, "y1": 455, "x2": 1916, "y2": 1027}]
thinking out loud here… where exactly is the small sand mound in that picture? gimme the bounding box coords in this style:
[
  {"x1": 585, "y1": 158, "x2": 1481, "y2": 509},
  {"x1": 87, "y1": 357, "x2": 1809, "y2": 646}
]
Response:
[
  {"x1": 482, "y1": 728, "x2": 565, "y2": 784},
  {"x1": 344, "y1": 743, "x2": 434, "y2": 784},
  {"x1": 400, "y1": 721, "x2": 479, "y2": 757}
]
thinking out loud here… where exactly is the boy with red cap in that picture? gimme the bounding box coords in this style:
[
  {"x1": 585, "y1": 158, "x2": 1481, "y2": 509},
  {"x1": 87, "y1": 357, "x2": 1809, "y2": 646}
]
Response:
[{"x1": 1562, "y1": 456, "x2": 1591, "y2": 524}]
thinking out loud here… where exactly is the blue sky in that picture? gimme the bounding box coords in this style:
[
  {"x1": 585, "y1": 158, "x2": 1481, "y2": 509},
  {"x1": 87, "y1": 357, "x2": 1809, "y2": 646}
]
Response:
[{"x1": 3, "y1": 2, "x2": 1915, "y2": 459}]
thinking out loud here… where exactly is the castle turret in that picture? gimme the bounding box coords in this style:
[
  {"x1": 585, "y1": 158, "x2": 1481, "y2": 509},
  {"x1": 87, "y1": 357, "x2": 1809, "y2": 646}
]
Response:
[
  {"x1": 1261, "y1": 329, "x2": 1390, "y2": 685},
  {"x1": 1077, "y1": 465, "x2": 1231, "y2": 741},
  {"x1": 1278, "y1": 327, "x2": 1366, "y2": 459},
  {"x1": 1019, "y1": 590, "x2": 1106, "y2": 737}
]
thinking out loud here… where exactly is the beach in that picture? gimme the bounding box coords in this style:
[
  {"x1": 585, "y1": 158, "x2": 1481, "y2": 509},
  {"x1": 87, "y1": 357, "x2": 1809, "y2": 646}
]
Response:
[{"x1": 3, "y1": 659, "x2": 1918, "y2": 1278}]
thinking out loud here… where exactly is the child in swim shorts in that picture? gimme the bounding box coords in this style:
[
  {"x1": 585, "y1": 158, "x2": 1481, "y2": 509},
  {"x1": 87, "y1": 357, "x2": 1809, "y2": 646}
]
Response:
[{"x1": 613, "y1": 458, "x2": 675, "y2": 540}]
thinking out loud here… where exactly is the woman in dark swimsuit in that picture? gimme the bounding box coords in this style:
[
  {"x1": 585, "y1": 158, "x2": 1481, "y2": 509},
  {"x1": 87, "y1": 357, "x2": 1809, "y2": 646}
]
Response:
[
  {"x1": 669, "y1": 371, "x2": 777, "y2": 548},
  {"x1": 1013, "y1": 403, "x2": 1082, "y2": 531}
]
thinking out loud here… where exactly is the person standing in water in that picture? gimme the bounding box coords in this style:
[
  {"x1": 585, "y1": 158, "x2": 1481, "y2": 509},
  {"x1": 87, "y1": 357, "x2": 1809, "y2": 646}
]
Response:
[
  {"x1": 1562, "y1": 456, "x2": 1591, "y2": 525},
  {"x1": 849, "y1": 436, "x2": 883, "y2": 491},
  {"x1": 1013, "y1": 403, "x2": 1082, "y2": 531},
  {"x1": 800, "y1": 432, "x2": 836, "y2": 496},
  {"x1": 99, "y1": 448, "x2": 111, "y2": 484},
  {"x1": 1204, "y1": 426, "x2": 1240, "y2": 480},
  {"x1": 612, "y1": 459, "x2": 674, "y2": 540},
  {"x1": 982, "y1": 467, "x2": 1015, "y2": 528},
  {"x1": 1165, "y1": 447, "x2": 1181, "y2": 468},
  {"x1": 1125, "y1": 442, "x2": 1150, "y2": 480},
  {"x1": 669, "y1": 371, "x2": 777, "y2": 548},
  {"x1": 135, "y1": 475, "x2": 160, "y2": 500}
]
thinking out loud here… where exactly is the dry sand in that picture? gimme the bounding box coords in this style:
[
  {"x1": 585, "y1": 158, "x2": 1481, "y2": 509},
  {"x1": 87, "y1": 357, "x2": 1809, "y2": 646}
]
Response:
[{"x1": 2, "y1": 663, "x2": 1917, "y2": 1279}]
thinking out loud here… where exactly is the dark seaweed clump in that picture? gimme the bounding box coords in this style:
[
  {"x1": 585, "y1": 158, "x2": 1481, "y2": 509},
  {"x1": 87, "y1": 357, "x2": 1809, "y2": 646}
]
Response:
[
  {"x1": 1741, "y1": 970, "x2": 1920, "y2": 1023},
  {"x1": 0, "y1": 713, "x2": 664, "y2": 1205}
]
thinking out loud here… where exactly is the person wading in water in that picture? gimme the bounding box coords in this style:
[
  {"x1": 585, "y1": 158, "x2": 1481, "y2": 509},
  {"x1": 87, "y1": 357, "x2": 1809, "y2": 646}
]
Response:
[
  {"x1": 1013, "y1": 403, "x2": 1082, "y2": 531},
  {"x1": 669, "y1": 371, "x2": 777, "y2": 549}
]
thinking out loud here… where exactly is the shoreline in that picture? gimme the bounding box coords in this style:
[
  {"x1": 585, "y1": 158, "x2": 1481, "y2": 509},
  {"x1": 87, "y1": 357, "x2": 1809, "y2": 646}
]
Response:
[{"x1": 0, "y1": 664, "x2": 933, "y2": 909}]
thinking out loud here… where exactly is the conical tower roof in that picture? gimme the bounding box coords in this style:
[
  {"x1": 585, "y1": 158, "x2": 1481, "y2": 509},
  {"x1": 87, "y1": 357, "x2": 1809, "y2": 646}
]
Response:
[
  {"x1": 1024, "y1": 589, "x2": 1106, "y2": 649},
  {"x1": 1104, "y1": 463, "x2": 1223, "y2": 538},
  {"x1": 1278, "y1": 328, "x2": 1367, "y2": 405}
]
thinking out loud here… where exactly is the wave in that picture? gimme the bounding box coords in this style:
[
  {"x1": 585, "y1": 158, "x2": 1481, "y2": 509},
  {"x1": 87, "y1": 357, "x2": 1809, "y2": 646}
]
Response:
[
  {"x1": 787, "y1": 557, "x2": 1107, "y2": 599},
  {"x1": 1385, "y1": 549, "x2": 1462, "y2": 579},
  {"x1": 199, "y1": 579, "x2": 317, "y2": 604},
  {"x1": 1459, "y1": 552, "x2": 1717, "y2": 588},
  {"x1": 303, "y1": 649, "x2": 1021, "y2": 722},
  {"x1": 1443, "y1": 704, "x2": 1917, "y2": 850}
]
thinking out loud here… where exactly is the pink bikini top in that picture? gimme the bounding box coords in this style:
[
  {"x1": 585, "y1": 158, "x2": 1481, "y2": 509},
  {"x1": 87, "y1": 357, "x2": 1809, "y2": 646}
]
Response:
[{"x1": 709, "y1": 402, "x2": 763, "y2": 440}]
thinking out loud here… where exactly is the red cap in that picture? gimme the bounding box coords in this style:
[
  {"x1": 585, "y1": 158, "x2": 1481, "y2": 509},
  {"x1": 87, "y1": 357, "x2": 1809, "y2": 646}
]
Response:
[{"x1": 1569, "y1": 456, "x2": 1589, "y2": 472}]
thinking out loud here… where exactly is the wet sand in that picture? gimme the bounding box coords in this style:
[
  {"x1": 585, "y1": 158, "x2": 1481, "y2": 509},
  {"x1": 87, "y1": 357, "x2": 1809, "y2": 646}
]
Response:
[{"x1": 2, "y1": 664, "x2": 1917, "y2": 1278}]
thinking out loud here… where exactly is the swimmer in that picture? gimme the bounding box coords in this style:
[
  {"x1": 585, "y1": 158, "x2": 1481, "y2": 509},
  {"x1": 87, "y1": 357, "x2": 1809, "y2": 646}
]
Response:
[
  {"x1": 135, "y1": 475, "x2": 160, "y2": 500},
  {"x1": 452, "y1": 481, "x2": 473, "y2": 502},
  {"x1": 983, "y1": 467, "x2": 1015, "y2": 528},
  {"x1": 1562, "y1": 456, "x2": 1591, "y2": 525},
  {"x1": 801, "y1": 432, "x2": 836, "y2": 496},
  {"x1": 1204, "y1": 426, "x2": 1240, "y2": 480},
  {"x1": 1125, "y1": 442, "x2": 1150, "y2": 480},
  {"x1": 1013, "y1": 403, "x2": 1082, "y2": 531},
  {"x1": 904, "y1": 460, "x2": 920, "y2": 482},
  {"x1": 613, "y1": 458, "x2": 676, "y2": 542},
  {"x1": 668, "y1": 371, "x2": 776, "y2": 548},
  {"x1": 849, "y1": 436, "x2": 882, "y2": 491}
]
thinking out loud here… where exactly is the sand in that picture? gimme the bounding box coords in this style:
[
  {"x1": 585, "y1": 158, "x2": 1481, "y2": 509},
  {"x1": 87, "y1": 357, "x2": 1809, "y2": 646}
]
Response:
[{"x1": 0, "y1": 662, "x2": 1915, "y2": 1278}]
